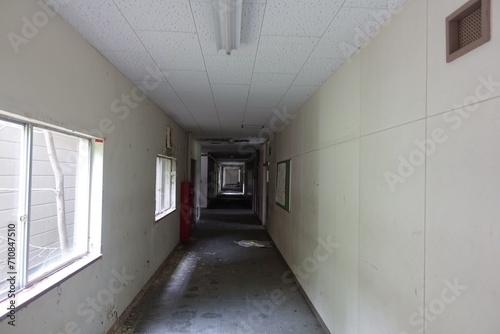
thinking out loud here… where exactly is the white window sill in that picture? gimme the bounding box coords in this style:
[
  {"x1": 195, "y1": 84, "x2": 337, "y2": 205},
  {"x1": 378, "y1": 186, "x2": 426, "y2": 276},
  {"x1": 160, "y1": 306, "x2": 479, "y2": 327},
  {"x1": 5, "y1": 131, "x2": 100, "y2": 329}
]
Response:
[
  {"x1": 155, "y1": 207, "x2": 176, "y2": 222},
  {"x1": 0, "y1": 253, "x2": 101, "y2": 321}
]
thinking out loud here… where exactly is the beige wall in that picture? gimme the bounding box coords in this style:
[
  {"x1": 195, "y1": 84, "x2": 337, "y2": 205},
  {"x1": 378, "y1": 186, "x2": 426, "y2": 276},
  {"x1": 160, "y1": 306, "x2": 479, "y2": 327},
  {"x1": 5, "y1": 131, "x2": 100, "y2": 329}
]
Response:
[
  {"x1": 268, "y1": 0, "x2": 500, "y2": 333},
  {"x1": 0, "y1": 1, "x2": 185, "y2": 333}
]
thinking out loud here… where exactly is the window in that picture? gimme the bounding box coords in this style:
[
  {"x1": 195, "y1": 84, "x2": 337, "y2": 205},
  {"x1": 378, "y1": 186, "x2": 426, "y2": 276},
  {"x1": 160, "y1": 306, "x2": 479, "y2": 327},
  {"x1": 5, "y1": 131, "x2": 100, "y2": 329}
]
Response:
[
  {"x1": 155, "y1": 155, "x2": 176, "y2": 219},
  {"x1": 0, "y1": 115, "x2": 101, "y2": 304}
]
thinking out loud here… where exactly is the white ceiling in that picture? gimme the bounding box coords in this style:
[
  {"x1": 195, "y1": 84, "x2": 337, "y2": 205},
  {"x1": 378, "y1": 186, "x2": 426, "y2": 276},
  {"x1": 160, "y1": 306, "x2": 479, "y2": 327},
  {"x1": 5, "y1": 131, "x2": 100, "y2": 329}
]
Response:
[{"x1": 44, "y1": 0, "x2": 405, "y2": 139}]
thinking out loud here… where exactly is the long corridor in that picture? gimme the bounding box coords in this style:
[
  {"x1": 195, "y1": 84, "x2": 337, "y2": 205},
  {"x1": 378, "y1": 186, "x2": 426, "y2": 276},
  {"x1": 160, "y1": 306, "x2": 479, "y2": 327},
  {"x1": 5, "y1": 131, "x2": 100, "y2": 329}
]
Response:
[{"x1": 113, "y1": 209, "x2": 325, "y2": 334}]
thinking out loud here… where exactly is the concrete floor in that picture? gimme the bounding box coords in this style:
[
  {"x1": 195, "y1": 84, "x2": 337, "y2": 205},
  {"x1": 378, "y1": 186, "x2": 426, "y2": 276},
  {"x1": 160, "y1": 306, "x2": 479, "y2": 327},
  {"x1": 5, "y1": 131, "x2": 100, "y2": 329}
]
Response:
[{"x1": 112, "y1": 209, "x2": 326, "y2": 334}]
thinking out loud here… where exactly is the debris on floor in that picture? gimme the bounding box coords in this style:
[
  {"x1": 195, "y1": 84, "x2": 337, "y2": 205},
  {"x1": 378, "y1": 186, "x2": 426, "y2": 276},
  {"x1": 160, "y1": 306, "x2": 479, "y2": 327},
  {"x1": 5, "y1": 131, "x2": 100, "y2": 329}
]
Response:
[
  {"x1": 234, "y1": 240, "x2": 273, "y2": 248},
  {"x1": 111, "y1": 215, "x2": 325, "y2": 334}
]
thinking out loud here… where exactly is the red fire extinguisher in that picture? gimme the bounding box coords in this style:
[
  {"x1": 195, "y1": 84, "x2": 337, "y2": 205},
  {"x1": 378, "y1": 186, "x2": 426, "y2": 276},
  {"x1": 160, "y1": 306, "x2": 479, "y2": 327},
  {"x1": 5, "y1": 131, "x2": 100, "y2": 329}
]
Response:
[{"x1": 180, "y1": 182, "x2": 190, "y2": 241}]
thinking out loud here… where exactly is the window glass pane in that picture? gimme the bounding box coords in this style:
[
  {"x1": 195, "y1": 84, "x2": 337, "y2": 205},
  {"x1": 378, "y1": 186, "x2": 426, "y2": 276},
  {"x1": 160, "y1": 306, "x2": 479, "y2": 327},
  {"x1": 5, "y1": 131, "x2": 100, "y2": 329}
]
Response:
[
  {"x1": 0, "y1": 119, "x2": 24, "y2": 298},
  {"x1": 155, "y1": 156, "x2": 176, "y2": 217},
  {"x1": 28, "y1": 128, "x2": 90, "y2": 282},
  {"x1": 155, "y1": 157, "x2": 162, "y2": 215},
  {"x1": 170, "y1": 160, "x2": 176, "y2": 210},
  {"x1": 163, "y1": 159, "x2": 171, "y2": 211}
]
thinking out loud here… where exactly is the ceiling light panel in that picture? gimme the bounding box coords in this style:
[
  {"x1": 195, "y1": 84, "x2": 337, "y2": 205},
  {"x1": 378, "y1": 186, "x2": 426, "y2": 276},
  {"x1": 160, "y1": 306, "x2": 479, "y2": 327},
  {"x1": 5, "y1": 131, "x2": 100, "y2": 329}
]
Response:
[
  {"x1": 212, "y1": 0, "x2": 243, "y2": 55},
  {"x1": 191, "y1": 2, "x2": 265, "y2": 57}
]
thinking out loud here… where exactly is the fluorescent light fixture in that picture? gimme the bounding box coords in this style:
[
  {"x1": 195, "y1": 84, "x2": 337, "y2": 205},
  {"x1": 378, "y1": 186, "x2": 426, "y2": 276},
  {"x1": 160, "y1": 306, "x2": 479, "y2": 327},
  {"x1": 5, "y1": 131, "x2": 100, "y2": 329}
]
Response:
[
  {"x1": 241, "y1": 125, "x2": 264, "y2": 129},
  {"x1": 212, "y1": 0, "x2": 243, "y2": 55}
]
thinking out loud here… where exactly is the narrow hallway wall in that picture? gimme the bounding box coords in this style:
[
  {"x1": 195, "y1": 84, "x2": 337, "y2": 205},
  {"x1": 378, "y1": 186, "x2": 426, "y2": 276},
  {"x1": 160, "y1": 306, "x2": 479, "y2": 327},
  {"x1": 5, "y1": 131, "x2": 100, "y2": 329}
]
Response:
[
  {"x1": 267, "y1": 0, "x2": 500, "y2": 333},
  {"x1": 0, "y1": 1, "x2": 186, "y2": 333}
]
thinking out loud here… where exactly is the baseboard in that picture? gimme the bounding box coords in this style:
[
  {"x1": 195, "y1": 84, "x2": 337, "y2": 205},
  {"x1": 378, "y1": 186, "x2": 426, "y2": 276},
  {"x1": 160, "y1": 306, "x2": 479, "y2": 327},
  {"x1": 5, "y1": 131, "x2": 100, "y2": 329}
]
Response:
[
  {"x1": 106, "y1": 243, "x2": 180, "y2": 334},
  {"x1": 268, "y1": 234, "x2": 333, "y2": 334}
]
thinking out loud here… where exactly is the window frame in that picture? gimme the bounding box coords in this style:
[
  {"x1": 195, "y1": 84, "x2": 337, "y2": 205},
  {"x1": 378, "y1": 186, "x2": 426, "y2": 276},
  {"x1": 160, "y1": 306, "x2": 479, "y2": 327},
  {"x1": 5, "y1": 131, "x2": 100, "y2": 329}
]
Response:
[
  {"x1": 0, "y1": 111, "x2": 103, "y2": 317},
  {"x1": 155, "y1": 154, "x2": 176, "y2": 221}
]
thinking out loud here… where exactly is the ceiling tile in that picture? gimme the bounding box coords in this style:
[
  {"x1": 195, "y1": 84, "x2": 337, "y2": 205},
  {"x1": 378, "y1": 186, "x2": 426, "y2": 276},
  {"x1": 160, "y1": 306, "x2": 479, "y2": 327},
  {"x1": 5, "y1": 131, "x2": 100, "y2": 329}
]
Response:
[
  {"x1": 217, "y1": 106, "x2": 247, "y2": 114},
  {"x1": 192, "y1": 114, "x2": 220, "y2": 125},
  {"x1": 212, "y1": 84, "x2": 250, "y2": 111},
  {"x1": 192, "y1": 119, "x2": 220, "y2": 136},
  {"x1": 190, "y1": 107, "x2": 218, "y2": 119},
  {"x1": 172, "y1": 111, "x2": 199, "y2": 127},
  {"x1": 132, "y1": 80, "x2": 178, "y2": 100},
  {"x1": 254, "y1": 36, "x2": 319, "y2": 73},
  {"x1": 294, "y1": 58, "x2": 344, "y2": 85},
  {"x1": 283, "y1": 85, "x2": 319, "y2": 102},
  {"x1": 152, "y1": 97, "x2": 188, "y2": 117},
  {"x1": 114, "y1": 0, "x2": 196, "y2": 32},
  {"x1": 205, "y1": 56, "x2": 255, "y2": 85},
  {"x1": 244, "y1": 108, "x2": 274, "y2": 117},
  {"x1": 247, "y1": 94, "x2": 283, "y2": 109},
  {"x1": 190, "y1": 0, "x2": 267, "y2": 3},
  {"x1": 165, "y1": 71, "x2": 211, "y2": 92},
  {"x1": 276, "y1": 85, "x2": 319, "y2": 114},
  {"x1": 239, "y1": 3, "x2": 267, "y2": 56},
  {"x1": 311, "y1": 7, "x2": 379, "y2": 59},
  {"x1": 100, "y1": 51, "x2": 163, "y2": 81},
  {"x1": 197, "y1": 122, "x2": 222, "y2": 137},
  {"x1": 343, "y1": 0, "x2": 406, "y2": 8},
  {"x1": 261, "y1": 0, "x2": 343, "y2": 37},
  {"x1": 138, "y1": 31, "x2": 205, "y2": 70},
  {"x1": 49, "y1": 0, "x2": 405, "y2": 138},
  {"x1": 202, "y1": 129, "x2": 223, "y2": 137},
  {"x1": 176, "y1": 89, "x2": 214, "y2": 104},
  {"x1": 250, "y1": 73, "x2": 296, "y2": 95},
  {"x1": 189, "y1": 2, "x2": 215, "y2": 51},
  {"x1": 218, "y1": 112, "x2": 245, "y2": 123},
  {"x1": 45, "y1": 0, "x2": 145, "y2": 52},
  {"x1": 177, "y1": 90, "x2": 216, "y2": 111},
  {"x1": 243, "y1": 109, "x2": 273, "y2": 124}
]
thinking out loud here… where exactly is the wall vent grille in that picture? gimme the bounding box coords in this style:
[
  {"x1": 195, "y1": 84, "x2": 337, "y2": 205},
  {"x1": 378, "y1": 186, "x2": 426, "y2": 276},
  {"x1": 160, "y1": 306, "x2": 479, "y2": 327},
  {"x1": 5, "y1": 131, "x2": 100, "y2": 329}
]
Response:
[
  {"x1": 458, "y1": 7, "x2": 482, "y2": 48},
  {"x1": 446, "y1": 0, "x2": 490, "y2": 63}
]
